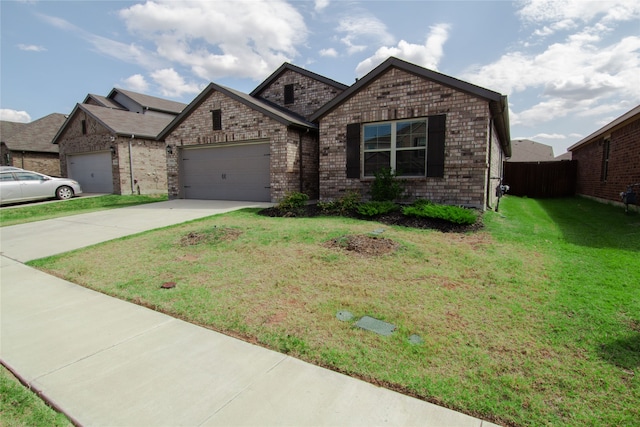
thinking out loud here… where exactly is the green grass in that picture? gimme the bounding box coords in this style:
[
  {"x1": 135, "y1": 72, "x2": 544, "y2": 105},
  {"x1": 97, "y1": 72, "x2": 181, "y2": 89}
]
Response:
[
  {"x1": 0, "y1": 365, "x2": 72, "y2": 427},
  {"x1": 0, "y1": 194, "x2": 168, "y2": 227},
  {"x1": 27, "y1": 196, "x2": 640, "y2": 427}
]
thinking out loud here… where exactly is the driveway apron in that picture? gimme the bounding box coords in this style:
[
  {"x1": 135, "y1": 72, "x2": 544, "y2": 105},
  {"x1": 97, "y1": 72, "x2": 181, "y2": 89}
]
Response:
[{"x1": 0, "y1": 199, "x2": 498, "y2": 426}]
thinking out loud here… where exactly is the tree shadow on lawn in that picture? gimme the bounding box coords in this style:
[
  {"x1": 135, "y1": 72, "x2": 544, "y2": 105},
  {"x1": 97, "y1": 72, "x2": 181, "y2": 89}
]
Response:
[
  {"x1": 598, "y1": 332, "x2": 640, "y2": 371},
  {"x1": 535, "y1": 197, "x2": 640, "y2": 251}
]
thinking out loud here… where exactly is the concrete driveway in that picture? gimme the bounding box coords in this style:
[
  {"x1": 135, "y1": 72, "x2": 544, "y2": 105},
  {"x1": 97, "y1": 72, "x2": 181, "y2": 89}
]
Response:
[
  {"x1": 0, "y1": 199, "x2": 499, "y2": 427},
  {"x1": 0, "y1": 199, "x2": 272, "y2": 262}
]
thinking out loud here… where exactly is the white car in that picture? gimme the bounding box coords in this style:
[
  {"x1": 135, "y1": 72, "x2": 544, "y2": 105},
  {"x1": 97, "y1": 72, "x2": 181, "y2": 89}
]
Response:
[{"x1": 0, "y1": 170, "x2": 83, "y2": 205}]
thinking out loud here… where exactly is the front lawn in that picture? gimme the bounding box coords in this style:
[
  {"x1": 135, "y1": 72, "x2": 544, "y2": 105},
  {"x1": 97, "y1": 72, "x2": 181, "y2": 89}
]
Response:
[
  {"x1": 28, "y1": 196, "x2": 640, "y2": 427},
  {"x1": 0, "y1": 194, "x2": 168, "y2": 227}
]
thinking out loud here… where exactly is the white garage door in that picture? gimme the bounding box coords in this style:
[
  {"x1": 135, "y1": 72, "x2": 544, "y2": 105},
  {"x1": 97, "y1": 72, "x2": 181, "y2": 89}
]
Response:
[
  {"x1": 180, "y1": 142, "x2": 270, "y2": 202},
  {"x1": 67, "y1": 152, "x2": 114, "y2": 193}
]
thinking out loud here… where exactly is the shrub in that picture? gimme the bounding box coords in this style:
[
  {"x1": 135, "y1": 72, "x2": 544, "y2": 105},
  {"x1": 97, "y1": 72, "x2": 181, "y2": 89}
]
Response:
[
  {"x1": 357, "y1": 201, "x2": 400, "y2": 217},
  {"x1": 318, "y1": 191, "x2": 361, "y2": 215},
  {"x1": 403, "y1": 202, "x2": 478, "y2": 225},
  {"x1": 370, "y1": 168, "x2": 405, "y2": 202},
  {"x1": 276, "y1": 192, "x2": 309, "y2": 215}
]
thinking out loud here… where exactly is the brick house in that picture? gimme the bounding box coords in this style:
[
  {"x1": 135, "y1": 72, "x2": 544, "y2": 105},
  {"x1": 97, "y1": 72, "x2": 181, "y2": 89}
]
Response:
[
  {"x1": 311, "y1": 57, "x2": 511, "y2": 209},
  {"x1": 159, "y1": 63, "x2": 348, "y2": 202},
  {"x1": 161, "y1": 58, "x2": 510, "y2": 209},
  {"x1": 568, "y1": 104, "x2": 640, "y2": 207},
  {"x1": 1, "y1": 114, "x2": 66, "y2": 176},
  {"x1": 53, "y1": 89, "x2": 185, "y2": 194}
]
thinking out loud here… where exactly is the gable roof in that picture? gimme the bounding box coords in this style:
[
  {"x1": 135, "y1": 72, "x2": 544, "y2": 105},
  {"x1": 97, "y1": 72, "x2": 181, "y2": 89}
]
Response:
[
  {"x1": 159, "y1": 82, "x2": 317, "y2": 140},
  {"x1": 83, "y1": 94, "x2": 126, "y2": 110},
  {"x1": 310, "y1": 57, "x2": 511, "y2": 156},
  {"x1": 1, "y1": 114, "x2": 65, "y2": 153},
  {"x1": 0, "y1": 120, "x2": 28, "y2": 142},
  {"x1": 507, "y1": 139, "x2": 555, "y2": 162},
  {"x1": 53, "y1": 104, "x2": 175, "y2": 144},
  {"x1": 568, "y1": 104, "x2": 640, "y2": 152},
  {"x1": 107, "y1": 88, "x2": 187, "y2": 115},
  {"x1": 250, "y1": 62, "x2": 349, "y2": 97}
]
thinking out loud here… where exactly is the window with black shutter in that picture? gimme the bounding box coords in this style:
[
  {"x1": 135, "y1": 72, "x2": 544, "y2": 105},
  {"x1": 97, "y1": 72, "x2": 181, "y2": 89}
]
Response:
[
  {"x1": 211, "y1": 109, "x2": 222, "y2": 131},
  {"x1": 284, "y1": 84, "x2": 294, "y2": 105},
  {"x1": 357, "y1": 114, "x2": 446, "y2": 179}
]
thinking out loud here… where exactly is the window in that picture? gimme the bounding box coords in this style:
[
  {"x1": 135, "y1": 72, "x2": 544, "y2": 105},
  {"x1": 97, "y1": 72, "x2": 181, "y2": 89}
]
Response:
[
  {"x1": 284, "y1": 84, "x2": 294, "y2": 105},
  {"x1": 601, "y1": 138, "x2": 610, "y2": 182},
  {"x1": 363, "y1": 119, "x2": 428, "y2": 177},
  {"x1": 211, "y1": 109, "x2": 222, "y2": 131},
  {"x1": 346, "y1": 115, "x2": 445, "y2": 179},
  {"x1": 81, "y1": 120, "x2": 87, "y2": 135}
]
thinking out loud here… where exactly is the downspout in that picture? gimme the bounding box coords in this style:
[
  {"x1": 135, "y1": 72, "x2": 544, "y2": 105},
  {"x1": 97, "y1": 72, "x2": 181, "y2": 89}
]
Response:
[
  {"x1": 299, "y1": 130, "x2": 306, "y2": 193},
  {"x1": 486, "y1": 120, "x2": 493, "y2": 210},
  {"x1": 129, "y1": 135, "x2": 136, "y2": 194}
]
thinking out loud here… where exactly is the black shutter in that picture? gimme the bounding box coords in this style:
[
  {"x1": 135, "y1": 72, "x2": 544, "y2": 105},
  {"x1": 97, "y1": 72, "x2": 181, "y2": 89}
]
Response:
[
  {"x1": 212, "y1": 109, "x2": 222, "y2": 130},
  {"x1": 284, "y1": 84, "x2": 294, "y2": 105},
  {"x1": 346, "y1": 123, "x2": 361, "y2": 179},
  {"x1": 427, "y1": 114, "x2": 446, "y2": 177}
]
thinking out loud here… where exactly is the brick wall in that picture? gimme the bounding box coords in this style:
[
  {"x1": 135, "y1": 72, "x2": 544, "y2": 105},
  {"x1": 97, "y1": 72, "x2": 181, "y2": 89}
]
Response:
[
  {"x1": 572, "y1": 116, "x2": 640, "y2": 202},
  {"x1": 256, "y1": 69, "x2": 345, "y2": 119},
  {"x1": 9, "y1": 152, "x2": 60, "y2": 176},
  {"x1": 164, "y1": 88, "x2": 318, "y2": 202},
  {"x1": 318, "y1": 67, "x2": 494, "y2": 209},
  {"x1": 57, "y1": 110, "x2": 168, "y2": 195}
]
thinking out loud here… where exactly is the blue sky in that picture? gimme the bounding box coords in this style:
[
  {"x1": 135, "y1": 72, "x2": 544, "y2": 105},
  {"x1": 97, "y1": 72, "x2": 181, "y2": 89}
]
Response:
[{"x1": 1, "y1": 0, "x2": 639, "y2": 155}]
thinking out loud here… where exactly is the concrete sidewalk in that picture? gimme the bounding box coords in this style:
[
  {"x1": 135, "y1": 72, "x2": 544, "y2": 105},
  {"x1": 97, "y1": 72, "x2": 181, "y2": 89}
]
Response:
[{"x1": 1, "y1": 200, "x2": 499, "y2": 426}]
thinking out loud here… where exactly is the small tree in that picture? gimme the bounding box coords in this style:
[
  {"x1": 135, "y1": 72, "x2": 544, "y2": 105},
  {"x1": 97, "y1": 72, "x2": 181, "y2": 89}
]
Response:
[{"x1": 370, "y1": 167, "x2": 405, "y2": 202}]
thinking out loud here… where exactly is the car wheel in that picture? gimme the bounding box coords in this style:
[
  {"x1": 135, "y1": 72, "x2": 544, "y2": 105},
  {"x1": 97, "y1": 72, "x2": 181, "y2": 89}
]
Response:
[{"x1": 56, "y1": 186, "x2": 74, "y2": 200}]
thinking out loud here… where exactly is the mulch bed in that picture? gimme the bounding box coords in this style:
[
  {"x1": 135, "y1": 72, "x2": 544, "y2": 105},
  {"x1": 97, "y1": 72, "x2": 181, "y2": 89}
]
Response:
[{"x1": 258, "y1": 204, "x2": 483, "y2": 233}]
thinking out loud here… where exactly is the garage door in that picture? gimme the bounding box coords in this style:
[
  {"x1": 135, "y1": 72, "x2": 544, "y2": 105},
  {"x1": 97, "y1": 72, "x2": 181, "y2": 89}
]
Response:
[
  {"x1": 180, "y1": 142, "x2": 270, "y2": 202},
  {"x1": 67, "y1": 152, "x2": 114, "y2": 193}
]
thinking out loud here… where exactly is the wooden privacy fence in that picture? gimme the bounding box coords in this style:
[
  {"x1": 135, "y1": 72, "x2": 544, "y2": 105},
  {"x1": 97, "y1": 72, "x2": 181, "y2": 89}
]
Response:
[{"x1": 503, "y1": 161, "x2": 577, "y2": 198}]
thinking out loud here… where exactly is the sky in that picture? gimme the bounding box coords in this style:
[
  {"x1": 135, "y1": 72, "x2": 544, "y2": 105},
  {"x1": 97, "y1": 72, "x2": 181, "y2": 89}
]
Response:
[{"x1": 1, "y1": 0, "x2": 639, "y2": 156}]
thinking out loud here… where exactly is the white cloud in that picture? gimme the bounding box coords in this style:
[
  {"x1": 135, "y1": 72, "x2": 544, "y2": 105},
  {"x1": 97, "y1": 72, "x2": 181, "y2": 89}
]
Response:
[
  {"x1": 462, "y1": 22, "x2": 640, "y2": 128},
  {"x1": 150, "y1": 68, "x2": 202, "y2": 97},
  {"x1": 530, "y1": 133, "x2": 566, "y2": 140},
  {"x1": 118, "y1": 0, "x2": 308, "y2": 81},
  {"x1": 518, "y1": 0, "x2": 640, "y2": 34},
  {"x1": 355, "y1": 24, "x2": 450, "y2": 78},
  {"x1": 0, "y1": 109, "x2": 31, "y2": 122},
  {"x1": 319, "y1": 48, "x2": 338, "y2": 58},
  {"x1": 17, "y1": 44, "x2": 46, "y2": 52},
  {"x1": 315, "y1": 0, "x2": 329, "y2": 12},
  {"x1": 122, "y1": 74, "x2": 149, "y2": 93},
  {"x1": 336, "y1": 16, "x2": 395, "y2": 55}
]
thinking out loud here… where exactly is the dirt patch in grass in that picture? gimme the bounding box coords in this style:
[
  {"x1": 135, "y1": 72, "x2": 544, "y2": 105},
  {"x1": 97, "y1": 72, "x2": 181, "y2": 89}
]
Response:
[
  {"x1": 179, "y1": 227, "x2": 242, "y2": 246},
  {"x1": 324, "y1": 234, "x2": 400, "y2": 256},
  {"x1": 259, "y1": 204, "x2": 483, "y2": 233}
]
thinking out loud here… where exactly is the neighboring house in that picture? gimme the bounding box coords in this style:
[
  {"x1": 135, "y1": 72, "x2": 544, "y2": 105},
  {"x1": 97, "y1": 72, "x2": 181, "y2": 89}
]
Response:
[
  {"x1": 0, "y1": 114, "x2": 66, "y2": 176},
  {"x1": 159, "y1": 63, "x2": 348, "y2": 202},
  {"x1": 506, "y1": 139, "x2": 555, "y2": 162},
  {"x1": 53, "y1": 88, "x2": 186, "y2": 194},
  {"x1": 568, "y1": 104, "x2": 640, "y2": 205},
  {"x1": 161, "y1": 58, "x2": 510, "y2": 209},
  {"x1": 310, "y1": 57, "x2": 511, "y2": 209}
]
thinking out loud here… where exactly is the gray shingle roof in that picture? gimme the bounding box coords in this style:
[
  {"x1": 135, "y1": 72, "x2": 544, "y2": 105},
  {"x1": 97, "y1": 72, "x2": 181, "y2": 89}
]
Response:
[
  {"x1": 84, "y1": 94, "x2": 126, "y2": 110},
  {"x1": 78, "y1": 104, "x2": 176, "y2": 139},
  {"x1": 0, "y1": 121, "x2": 28, "y2": 142},
  {"x1": 1, "y1": 114, "x2": 65, "y2": 153},
  {"x1": 109, "y1": 88, "x2": 187, "y2": 114},
  {"x1": 507, "y1": 139, "x2": 555, "y2": 162}
]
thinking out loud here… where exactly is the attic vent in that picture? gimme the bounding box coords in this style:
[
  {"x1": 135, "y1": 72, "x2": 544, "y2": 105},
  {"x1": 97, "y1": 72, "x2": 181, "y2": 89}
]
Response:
[
  {"x1": 284, "y1": 84, "x2": 294, "y2": 105},
  {"x1": 211, "y1": 109, "x2": 222, "y2": 131}
]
